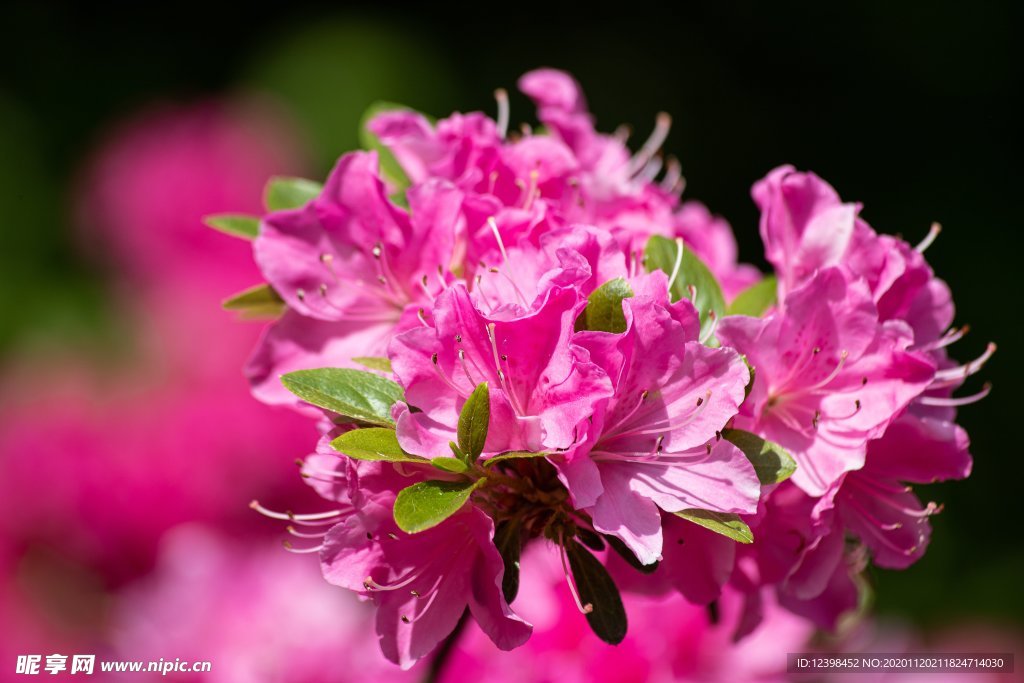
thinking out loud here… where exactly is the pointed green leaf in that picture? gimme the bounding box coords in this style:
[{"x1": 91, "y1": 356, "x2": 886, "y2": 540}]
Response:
[
  {"x1": 644, "y1": 235, "x2": 726, "y2": 341},
  {"x1": 264, "y1": 176, "x2": 323, "y2": 211},
  {"x1": 457, "y1": 382, "x2": 490, "y2": 465},
  {"x1": 352, "y1": 356, "x2": 392, "y2": 373},
  {"x1": 605, "y1": 535, "x2": 659, "y2": 574},
  {"x1": 722, "y1": 428, "x2": 797, "y2": 485},
  {"x1": 482, "y1": 450, "x2": 548, "y2": 467},
  {"x1": 281, "y1": 368, "x2": 403, "y2": 426},
  {"x1": 359, "y1": 101, "x2": 414, "y2": 195},
  {"x1": 675, "y1": 509, "x2": 754, "y2": 544},
  {"x1": 494, "y1": 519, "x2": 522, "y2": 603},
  {"x1": 330, "y1": 428, "x2": 426, "y2": 463},
  {"x1": 728, "y1": 276, "x2": 777, "y2": 317},
  {"x1": 393, "y1": 479, "x2": 485, "y2": 533},
  {"x1": 222, "y1": 283, "x2": 285, "y2": 319},
  {"x1": 431, "y1": 457, "x2": 469, "y2": 474},
  {"x1": 203, "y1": 213, "x2": 260, "y2": 240},
  {"x1": 583, "y1": 278, "x2": 634, "y2": 333},
  {"x1": 565, "y1": 539, "x2": 628, "y2": 644}
]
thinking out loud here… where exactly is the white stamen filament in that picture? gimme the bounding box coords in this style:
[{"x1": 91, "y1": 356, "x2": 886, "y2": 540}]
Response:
[
  {"x1": 666, "y1": 238, "x2": 684, "y2": 290},
  {"x1": 917, "y1": 383, "x2": 991, "y2": 407},
  {"x1": 282, "y1": 540, "x2": 324, "y2": 554},
  {"x1": 487, "y1": 217, "x2": 510, "y2": 264},
  {"x1": 431, "y1": 353, "x2": 471, "y2": 398},
  {"x1": 487, "y1": 323, "x2": 526, "y2": 416},
  {"x1": 250, "y1": 500, "x2": 344, "y2": 524},
  {"x1": 638, "y1": 154, "x2": 663, "y2": 182},
  {"x1": 661, "y1": 156, "x2": 682, "y2": 192},
  {"x1": 932, "y1": 342, "x2": 996, "y2": 383},
  {"x1": 494, "y1": 88, "x2": 510, "y2": 139},
  {"x1": 915, "y1": 222, "x2": 942, "y2": 253},
  {"x1": 628, "y1": 112, "x2": 671, "y2": 176}
]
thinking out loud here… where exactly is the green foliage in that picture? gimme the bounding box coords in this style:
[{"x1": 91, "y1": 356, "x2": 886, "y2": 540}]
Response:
[
  {"x1": 582, "y1": 278, "x2": 634, "y2": 333},
  {"x1": 264, "y1": 176, "x2": 323, "y2": 211},
  {"x1": 330, "y1": 428, "x2": 425, "y2": 463},
  {"x1": 203, "y1": 214, "x2": 260, "y2": 240},
  {"x1": 456, "y1": 382, "x2": 490, "y2": 464},
  {"x1": 644, "y1": 235, "x2": 725, "y2": 340},
  {"x1": 727, "y1": 276, "x2": 778, "y2": 317},
  {"x1": 494, "y1": 519, "x2": 522, "y2": 603},
  {"x1": 221, "y1": 283, "x2": 284, "y2": 319},
  {"x1": 482, "y1": 451, "x2": 549, "y2": 467},
  {"x1": 675, "y1": 509, "x2": 754, "y2": 544},
  {"x1": 393, "y1": 479, "x2": 486, "y2": 533},
  {"x1": 431, "y1": 457, "x2": 469, "y2": 474},
  {"x1": 722, "y1": 428, "x2": 797, "y2": 485},
  {"x1": 281, "y1": 368, "x2": 403, "y2": 426},
  {"x1": 565, "y1": 539, "x2": 628, "y2": 644},
  {"x1": 352, "y1": 356, "x2": 392, "y2": 372}
]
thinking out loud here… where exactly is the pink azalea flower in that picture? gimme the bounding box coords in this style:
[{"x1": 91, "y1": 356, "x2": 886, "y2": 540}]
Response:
[
  {"x1": 321, "y1": 500, "x2": 531, "y2": 669},
  {"x1": 832, "y1": 413, "x2": 971, "y2": 569},
  {"x1": 752, "y1": 165, "x2": 862, "y2": 299},
  {"x1": 716, "y1": 267, "x2": 935, "y2": 496},
  {"x1": 560, "y1": 277, "x2": 759, "y2": 564},
  {"x1": 733, "y1": 481, "x2": 867, "y2": 633},
  {"x1": 390, "y1": 281, "x2": 612, "y2": 455},
  {"x1": 291, "y1": 456, "x2": 530, "y2": 670},
  {"x1": 467, "y1": 223, "x2": 628, "y2": 319},
  {"x1": 249, "y1": 151, "x2": 462, "y2": 407}
]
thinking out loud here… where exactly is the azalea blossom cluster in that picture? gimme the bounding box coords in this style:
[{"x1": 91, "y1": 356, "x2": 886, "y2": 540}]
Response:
[{"x1": 209, "y1": 69, "x2": 992, "y2": 669}]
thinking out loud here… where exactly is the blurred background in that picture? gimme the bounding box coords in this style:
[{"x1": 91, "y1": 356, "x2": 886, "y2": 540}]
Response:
[{"x1": 1, "y1": 2, "x2": 1020, "y2": 680}]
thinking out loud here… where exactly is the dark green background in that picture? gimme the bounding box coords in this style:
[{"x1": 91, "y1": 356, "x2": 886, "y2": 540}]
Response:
[{"x1": 1, "y1": 2, "x2": 1019, "y2": 630}]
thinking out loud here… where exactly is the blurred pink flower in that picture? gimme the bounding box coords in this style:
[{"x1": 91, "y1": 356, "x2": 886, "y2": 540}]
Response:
[
  {"x1": 113, "y1": 525, "x2": 423, "y2": 683},
  {"x1": 76, "y1": 99, "x2": 306, "y2": 294}
]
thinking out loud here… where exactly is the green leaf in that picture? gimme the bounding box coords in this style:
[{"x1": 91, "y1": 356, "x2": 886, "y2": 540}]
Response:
[
  {"x1": 358, "y1": 101, "x2": 413, "y2": 195},
  {"x1": 577, "y1": 528, "x2": 606, "y2": 552},
  {"x1": 264, "y1": 176, "x2": 323, "y2": 211},
  {"x1": 330, "y1": 428, "x2": 425, "y2": 463},
  {"x1": 674, "y1": 509, "x2": 754, "y2": 544},
  {"x1": 281, "y1": 368, "x2": 403, "y2": 426},
  {"x1": 393, "y1": 479, "x2": 485, "y2": 533},
  {"x1": 482, "y1": 450, "x2": 548, "y2": 467},
  {"x1": 352, "y1": 356, "x2": 392, "y2": 373},
  {"x1": 222, "y1": 283, "x2": 285, "y2": 319},
  {"x1": 583, "y1": 278, "x2": 634, "y2": 333},
  {"x1": 565, "y1": 539, "x2": 628, "y2": 644},
  {"x1": 644, "y1": 235, "x2": 726, "y2": 341},
  {"x1": 494, "y1": 519, "x2": 522, "y2": 603},
  {"x1": 605, "y1": 535, "x2": 659, "y2": 574},
  {"x1": 203, "y1": 213, "x2": 260, "y2": 240},
  {"x1": 727, "y1": 276, "x2": 777, "y2": 317},
  {"x1": 457, "y1": 382, "x2": 490, "y2": 465},
  {"x1": 722, "y1": 428, "x2": 797, "y2": 485},
  {"x1": 431, "y1": 457, "x2": 468, "y2": 474}
]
